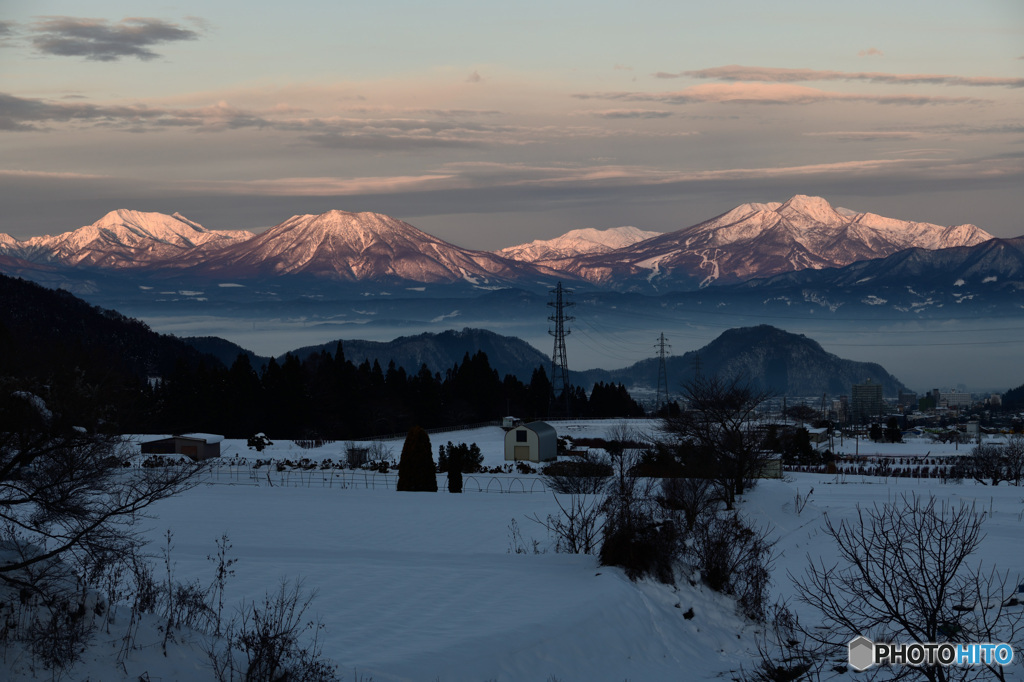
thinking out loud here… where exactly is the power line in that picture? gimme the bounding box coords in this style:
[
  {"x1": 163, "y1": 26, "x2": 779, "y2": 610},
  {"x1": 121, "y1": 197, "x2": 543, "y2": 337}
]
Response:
[{"x1": 588, "y1": 299, "x2": 1024, "y2": 334}]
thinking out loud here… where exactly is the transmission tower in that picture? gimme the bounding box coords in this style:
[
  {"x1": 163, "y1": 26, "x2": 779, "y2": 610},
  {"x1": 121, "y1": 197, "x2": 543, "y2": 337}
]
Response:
[
  {"x1": 654, "y1": 333, "x2": 671, "y2": 413},
  {"x1": 548, "y1": 281, "x2": 574, "y2": 418}
]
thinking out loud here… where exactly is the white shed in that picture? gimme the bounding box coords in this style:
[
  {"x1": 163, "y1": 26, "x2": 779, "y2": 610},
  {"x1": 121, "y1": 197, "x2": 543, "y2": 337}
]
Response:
[{"x1": 504, "y1": 421, "x2": 557, "y2": 463}]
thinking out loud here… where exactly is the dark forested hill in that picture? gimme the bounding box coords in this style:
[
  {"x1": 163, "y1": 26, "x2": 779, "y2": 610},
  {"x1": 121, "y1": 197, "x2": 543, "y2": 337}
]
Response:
[
  {"x1": 0, "y1": 273, "x2": 218, "y2": 428},
  {"x1": 283, "y1": 328, "x2": 550, "y2": 381},
  {"x1": 575, "y1": 325, "x2": 906, "y2": 398}
]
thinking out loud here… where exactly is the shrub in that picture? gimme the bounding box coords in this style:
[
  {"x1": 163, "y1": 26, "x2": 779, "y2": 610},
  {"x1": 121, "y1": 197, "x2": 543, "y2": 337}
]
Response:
[
  {"x1": 248, "y1": 433, "x2": 273, "y2": 452},
  {"x1": 658, "y1": 476, "x2": 717, "y2": 531},
  {"x1": 542, "y1": 454, "x2": 612, "y2": 494},
  {"x1": 600, "y1": 515, "x2": 679, "y2": 584},
  {"x1": 437, "y1": 441, "x2": 484, "y2": 473},
  {"x1": 447, "y1": 466, "x2": 463, "y2": 493},
  {"x1": 691, "y1": 511, "x2": 774, "y2": 621},
  {"x1": 208, "y1": 580, "x2": 338, "y2": 682},
  {"x1": 598, "y1": 434, "x2": 679, "y2": 584},
  {"x1": 528, "y1": 494, "x2": 604, "y2": 554}
]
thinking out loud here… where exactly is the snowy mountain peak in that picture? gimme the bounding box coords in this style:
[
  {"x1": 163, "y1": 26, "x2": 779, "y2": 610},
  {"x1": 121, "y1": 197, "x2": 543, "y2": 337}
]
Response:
[
  {"x1": 552, "y1": 195, "x2": 998, "y2": 290},
  {"x1": 496, "y1": 226, "x2": 661, "y2": 263},
  {"x1": 268, "y1": 210, "x2": 445, "y2": 255},
  {"x1": 7, "y1": 210, "x2": 254, "y2": 268},
  {"x1": 706, "y1": 202, "x2": 783, "y2": 229},
  {"x1": 196, "y1": 209, "x2": 556, "y2": 283},
  {"x1": 778, "y1": 194, "x2": 847, "y2": 227}
]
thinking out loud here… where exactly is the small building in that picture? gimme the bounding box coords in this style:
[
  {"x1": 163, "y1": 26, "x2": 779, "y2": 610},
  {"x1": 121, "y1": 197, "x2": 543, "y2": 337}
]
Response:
[
  {"x1": 504, "y1": 421, "x2": 557, "y2": 463},
  {"x1": 501, "y1": 416, "x2": 522, "y2": 430},
  {"x1": 806, "y1": 427, "x2": 829, "y2": 445},
  {"x1": 140, "y1": 433, "x2": 223, "y2": 461},
  {"x1": 758, "y1": 454, "x2": 783, "y2": 479}
]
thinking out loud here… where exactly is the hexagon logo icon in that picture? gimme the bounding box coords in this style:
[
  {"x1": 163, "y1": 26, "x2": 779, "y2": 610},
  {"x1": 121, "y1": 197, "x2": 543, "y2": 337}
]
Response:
[{"x1": 849, "y1": 636, "x2": 875, "y2": 671}]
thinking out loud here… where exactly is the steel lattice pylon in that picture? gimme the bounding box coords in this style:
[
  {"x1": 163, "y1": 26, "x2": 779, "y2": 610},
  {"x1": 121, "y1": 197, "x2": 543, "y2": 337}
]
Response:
[
  {"x1": 655, "y1": 332, "x2": 671, "y2": 413},
  {"x1": 548, "y1": 281, "x2": 574, "y2": 418}
]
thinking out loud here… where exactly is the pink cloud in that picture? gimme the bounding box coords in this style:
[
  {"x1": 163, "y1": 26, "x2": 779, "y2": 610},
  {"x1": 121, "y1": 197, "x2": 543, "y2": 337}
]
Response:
[
  {"x1": 575, "y1": 82, "x2": 983, "y2": 105},
  {"x1": 673, "y1": 65, "x2": 1024, "y2": 88}
]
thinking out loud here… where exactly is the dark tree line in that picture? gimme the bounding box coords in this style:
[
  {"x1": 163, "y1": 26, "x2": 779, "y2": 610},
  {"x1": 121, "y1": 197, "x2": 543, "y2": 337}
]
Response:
[
  {"x1": 146, "y1": 346, "x2": 645, "y2": 439},
  {"x1": 1, "y1": 274, "x2": 645, "y2": 439}
]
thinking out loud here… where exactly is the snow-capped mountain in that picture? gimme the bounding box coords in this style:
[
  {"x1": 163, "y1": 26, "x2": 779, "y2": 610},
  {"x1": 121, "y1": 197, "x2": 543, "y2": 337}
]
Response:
[
  {"x1": 188, "y1": 209, "x2": 560, "y2": 284},
  {"x1": 0, "y1": 197, "x2": 1003, "y2": 293},
  {"x1": 558, "y1": 195, "x2": 994, "y2": 290},
  {"x1": 495, "y1": 226, "x2": 661, "y2": 265},
  {"x1": 703, "y1": 235, "x2": 1024, "y2": 318},
  {"x1": 0, "y1": 210, "x2": 254, "y2": 268},
  {"x1": 745, "y1": 235, "x2": 1024, "y2": 292}
]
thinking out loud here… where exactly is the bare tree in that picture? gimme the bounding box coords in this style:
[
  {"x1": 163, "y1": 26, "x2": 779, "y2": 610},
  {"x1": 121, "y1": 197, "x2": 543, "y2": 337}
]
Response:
[
  {"x1": 1003, "y1": 435, "x2": 1024, "y2": 486},
  {"x1": 206, "y1": 579, "x2": 338, "y2": 682},
  {"x1": 528, "y1": 494, "x2": 605, "y2": 554},
  {"x1": 962, "y1": 443, "x2": 1008, "y2": 486},
  {"x1": 741, "y1": 602, "x2": 832, "y2": 682},
  {"x1": 793, "y1": 493, "x2": 1024, "y2": 682},
  {"x1": 598, "y1": 423, "x2": 680, "y2": 584},
  {"x1": 691, "y1": 510, "x2": 774, "y2": 622},
  {"x1": 661, "y1": 375, "x2": 775, "y2": 509},
  {"x1": 658, "y1": 476, "x2": 717, "y2": 532},
  {"x1": 0, "y1": 390, "x2": 204, "y2": 599}
]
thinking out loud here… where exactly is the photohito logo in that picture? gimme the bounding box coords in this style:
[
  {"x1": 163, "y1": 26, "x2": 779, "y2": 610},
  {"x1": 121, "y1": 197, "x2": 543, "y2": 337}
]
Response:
[{"x1": 848, "y1": 637, "x2": 1014, "y2": 671}]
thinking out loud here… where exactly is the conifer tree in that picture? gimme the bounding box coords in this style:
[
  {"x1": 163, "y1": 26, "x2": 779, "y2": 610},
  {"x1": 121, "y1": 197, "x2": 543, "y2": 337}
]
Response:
[
  {"x1": 396, "y1": 425, "x2": 437, "y2": 492},
  {"x1": 447, "y1": 445, "x2": 463, "y2": 493}
]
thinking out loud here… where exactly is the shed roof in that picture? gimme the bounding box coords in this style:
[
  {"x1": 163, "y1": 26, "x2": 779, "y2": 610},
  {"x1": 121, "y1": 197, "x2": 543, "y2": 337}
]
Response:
[
  {"x1": 138, "y1": 433, "x2": 224, "y2": 445},
  {"x1": 522, "y1": 421, "x2": 556, "y2": 438}
]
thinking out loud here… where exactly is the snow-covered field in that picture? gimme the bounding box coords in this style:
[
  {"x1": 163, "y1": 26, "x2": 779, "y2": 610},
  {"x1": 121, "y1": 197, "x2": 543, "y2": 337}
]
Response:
[{"x1": 26, "y1": 423, "x2": 1024, "y2": 681}]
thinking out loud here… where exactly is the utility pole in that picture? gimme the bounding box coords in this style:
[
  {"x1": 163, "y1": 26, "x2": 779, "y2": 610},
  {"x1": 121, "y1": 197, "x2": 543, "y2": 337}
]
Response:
[
  {"x1": 655, "y1": 333, "x2": 671, "y2": 414},
  {"x1": 548, "y1": 281, "x2": 574, "y2": 419}
]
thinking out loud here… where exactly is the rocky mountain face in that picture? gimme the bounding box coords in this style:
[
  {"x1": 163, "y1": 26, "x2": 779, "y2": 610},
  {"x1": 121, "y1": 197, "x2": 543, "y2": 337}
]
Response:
[{"x1": 555, "y1": 195, "x2": 993, "y2": 290}]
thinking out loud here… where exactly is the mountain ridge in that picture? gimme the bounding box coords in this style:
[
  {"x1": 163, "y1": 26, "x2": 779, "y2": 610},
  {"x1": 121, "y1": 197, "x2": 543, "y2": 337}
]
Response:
[
  {"x1": 495, "y1": 226, "x2": 661, "y2": 265},
  {"x1": 574, "y1": 324, "x2": 907, "y2": 398},
  {"x1": 560, "y1": 195, "x2": 994, "y2": 290},
  {"x1": 7, "y1": 209, "x2": 254, "y2": 268},
  {"x1": 186, "y1": 209, "x2": 562, "y2": 284},
  {"x1": 0, "y1": 196, "x2": 999, "y2": 291}
]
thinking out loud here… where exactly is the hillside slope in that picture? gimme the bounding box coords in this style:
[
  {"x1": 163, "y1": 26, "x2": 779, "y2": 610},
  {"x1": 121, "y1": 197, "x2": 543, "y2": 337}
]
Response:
[{"x1": 575, "y1": 325, "x2": 905, "y2": 397}]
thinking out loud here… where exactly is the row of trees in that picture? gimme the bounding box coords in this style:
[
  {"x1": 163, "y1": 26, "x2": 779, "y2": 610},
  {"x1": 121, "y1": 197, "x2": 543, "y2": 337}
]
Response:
[
  {"x1": 961, "y1": 436, "x2": 1024, "y2": 486},
  {"x1": 151, "y1": 347, "x2": 645, "y2": 439}
]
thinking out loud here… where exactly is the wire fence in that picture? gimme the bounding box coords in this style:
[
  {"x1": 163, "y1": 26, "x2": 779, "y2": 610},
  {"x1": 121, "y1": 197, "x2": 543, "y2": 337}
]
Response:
[
  {"x1": 193, "y1": 462, "x2": 549, "y2": 493},
  {"x1": 366, "y1": 420, "x2": 502, "y2": 442}
]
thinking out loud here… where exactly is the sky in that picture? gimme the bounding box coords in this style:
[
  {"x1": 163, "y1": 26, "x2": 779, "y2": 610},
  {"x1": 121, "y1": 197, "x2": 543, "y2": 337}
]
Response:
[{"x1": 1, "y1": 0, "x2": 1023, "y2": 249}]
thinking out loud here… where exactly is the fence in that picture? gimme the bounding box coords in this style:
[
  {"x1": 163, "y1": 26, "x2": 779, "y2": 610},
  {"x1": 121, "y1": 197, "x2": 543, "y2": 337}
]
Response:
[
  {"x1": 193, "y1": 461, "x2": 549, "y2": 493},
  {"x1": 366, "y1": 420, "x2": 502, "y2": 442}
]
